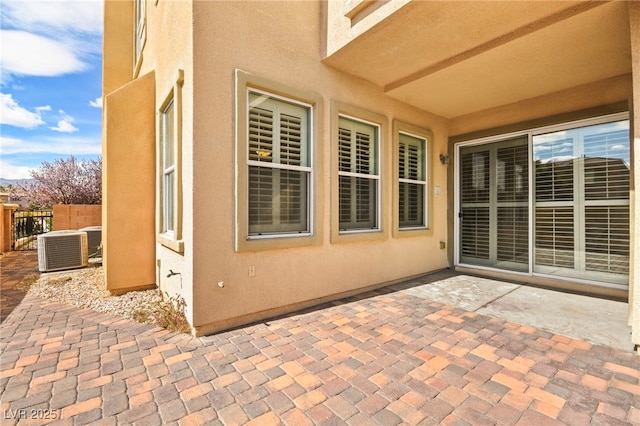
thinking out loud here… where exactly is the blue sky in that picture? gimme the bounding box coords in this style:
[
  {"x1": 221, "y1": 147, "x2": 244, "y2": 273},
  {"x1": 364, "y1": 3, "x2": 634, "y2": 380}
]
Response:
[{"x1": 0, "y1": 0, "x2": 103, "y2": 180}]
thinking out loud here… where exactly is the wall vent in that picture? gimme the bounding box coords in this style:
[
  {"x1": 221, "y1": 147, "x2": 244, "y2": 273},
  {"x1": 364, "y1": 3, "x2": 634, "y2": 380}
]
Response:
[{"x1": 38, "y1": 231, "x2": 89, "y2": 272}]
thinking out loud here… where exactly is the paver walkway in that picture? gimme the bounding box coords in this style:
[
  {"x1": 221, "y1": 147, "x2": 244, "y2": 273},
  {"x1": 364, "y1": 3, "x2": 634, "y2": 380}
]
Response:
[
  {"x1": 1, "y1": 251, "x2": 38, "y2": 323},
  {"x1": 1, "y1": 253, "x2": 639, "y2": 425}
]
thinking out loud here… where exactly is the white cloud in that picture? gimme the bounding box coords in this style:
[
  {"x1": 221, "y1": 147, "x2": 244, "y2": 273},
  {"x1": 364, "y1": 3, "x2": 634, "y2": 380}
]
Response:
[
  {"x1": 0, "y1": 0, "x2": 102, "y2": 81},
  {"x1": 89, "y1": 97, "x2": 102, "y2": 108},
  {"x1": 0, "y1": 30, "x2": 88, "y2": 77},
  {"x1": 1, "y1": 0, "x2": 103, "y2": 36},
  {"x1": 0, "y1": 159, "x2": 34, "y2": 180},
  {"x1": 0, "y1": 93, "x2": 49, "y2": 129},
  {"x1": 50, "y1": 120, "x2": 79, "y2": 133},
  {"x1": 50, "y1": 111, "x2": 79, "y2": 133},
  {"x1": 0, "y1": 135, "x2": 101, "y2": 156}
]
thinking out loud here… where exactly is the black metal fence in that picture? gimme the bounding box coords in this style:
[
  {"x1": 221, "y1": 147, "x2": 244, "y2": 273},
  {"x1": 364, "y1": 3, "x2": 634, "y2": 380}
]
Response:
[{"x1": 11, "y1": 210, "x2": 53, "y2": 250}]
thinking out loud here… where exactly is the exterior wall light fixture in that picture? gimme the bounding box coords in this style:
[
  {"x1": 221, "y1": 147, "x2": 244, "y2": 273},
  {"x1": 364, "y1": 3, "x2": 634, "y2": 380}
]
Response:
[{"x1": 439, "y1": 154, "x2": 450, "y2": 165}]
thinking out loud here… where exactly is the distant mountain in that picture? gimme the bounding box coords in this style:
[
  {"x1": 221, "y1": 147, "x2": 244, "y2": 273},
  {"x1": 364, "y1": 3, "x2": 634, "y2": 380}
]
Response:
[{"x1": 0, "y1": 178, "x2": 33, "y2": 187}]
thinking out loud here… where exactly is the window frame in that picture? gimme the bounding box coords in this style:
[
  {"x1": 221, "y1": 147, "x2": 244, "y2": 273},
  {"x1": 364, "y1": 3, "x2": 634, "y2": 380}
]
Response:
[
  {"x1": 157, "y1": 69, "x2": 184, "y2": 254},
  {"x1": 133, "y1": 0, "x2": 146, "y2": 77},
  {"x1": 331, "y1": 101, "x2": 388, "y2": 244},
  {"x1": 392, "y1": 120, "x2": 433, "y2": 237},
  {"x1": 161, "y1": 98, "x2": 175, "y2": 236},
  {"x1": 235, "y1": 70, "x2": 323, "y2": 252},
  {"x1": 246, "y1": 89, "x2": 312, "y2": 237},
  {"x1": 337, "y1": 115, "x2": 381, "y2": 233}
]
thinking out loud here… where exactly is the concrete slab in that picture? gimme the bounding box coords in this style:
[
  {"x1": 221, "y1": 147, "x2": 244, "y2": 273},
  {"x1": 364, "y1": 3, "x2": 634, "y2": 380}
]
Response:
[
  {"x1": 400, "y1": 273, "x2": 632, "y2": 352},
  {"x1": 400, "y1": 274, "x2": 519, "y2": 311},
  {"x1": 477, "y1": 285, "x2": 632, "y2": 351}
]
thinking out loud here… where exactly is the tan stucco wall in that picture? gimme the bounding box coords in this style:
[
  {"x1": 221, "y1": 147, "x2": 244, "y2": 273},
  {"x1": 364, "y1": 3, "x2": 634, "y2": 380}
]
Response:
[
  {"x1": 190, "y1": 1, "x2": 450, "y2": 335},
  {"x1": 53, "y1": 205, "x2": 101, "y2": 231},
  {"x1": 133, "y1": 0, "x2": 194, "y2": 319},
  {"x1": 103, "y1": 0, "x2": 133, "y2": 96},
  {"x1": 103, "y1": 71, "x2": 156, "y2": 294}
]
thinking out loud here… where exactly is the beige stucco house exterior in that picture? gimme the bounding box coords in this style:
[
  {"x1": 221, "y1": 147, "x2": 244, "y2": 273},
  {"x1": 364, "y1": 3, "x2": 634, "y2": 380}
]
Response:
[{"x1": 102, "y1": 0, "x2": 640, "y2": 344}]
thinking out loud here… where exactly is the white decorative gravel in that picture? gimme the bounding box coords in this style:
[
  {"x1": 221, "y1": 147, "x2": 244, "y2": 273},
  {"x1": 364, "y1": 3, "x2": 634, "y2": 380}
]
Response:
[{"x1": 18, "y1": 266, "x2": 163, "y2": 324}]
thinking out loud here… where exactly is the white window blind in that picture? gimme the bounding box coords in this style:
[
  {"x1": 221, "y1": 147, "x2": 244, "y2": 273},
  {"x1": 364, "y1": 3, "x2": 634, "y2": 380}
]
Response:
[
  {"x1": 533, "y1": 134, "x2": 575, "y2": 270},
  {"x1": 585, "y1": 206, "x2": 629, "y2": 274},
  {"x1": 398, "y1": 133, "x2": 426, "y2": 229},
  {"x1": 458, "y1": 118, "x2": 629, "y2": 286},
  {"x1": 533, "y1": 120, "x2": 630, "y2": 282},
  {"x1": 459, "y1": 137, "x2": 528, "y2": 271},
  {"x1": 496, "y1": 144, "x2": 529, "y2": 265},
  {"x1": 583, "y1": 130, "x2": 629, "y2": 200},
  {"x1": 583, "y1": 127, "x2": 630, "y2": 275},
  {"x1": 247, "y1": 92, "x2": 310, "y2": 236},
  {"x1": 338, "y1": 117, "x2": 379, "y2": 231},
  {"x1": 534, "y1": 206, "x2": 574, "y2": 268},
  {"x1": 460, "y1": 149, "x2": 491, "y2": 262}
]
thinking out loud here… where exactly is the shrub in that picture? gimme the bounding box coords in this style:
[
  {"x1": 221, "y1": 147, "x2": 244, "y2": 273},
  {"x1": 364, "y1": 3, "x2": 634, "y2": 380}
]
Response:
[{"x1": 133, "y1": 291, "x2": 191, "y2": 334}]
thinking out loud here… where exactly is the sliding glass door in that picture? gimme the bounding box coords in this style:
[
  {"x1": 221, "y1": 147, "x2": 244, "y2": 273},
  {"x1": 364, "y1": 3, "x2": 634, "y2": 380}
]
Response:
[
  {"x1": 533, "y1": 121, "x2": 630, "y2": 285},
  {"x1": 457, "y1": 117, "x2": 629, "y2": 287},
  {"x1": 459, "y1": 137, "x2": 529, "y2": 272}
]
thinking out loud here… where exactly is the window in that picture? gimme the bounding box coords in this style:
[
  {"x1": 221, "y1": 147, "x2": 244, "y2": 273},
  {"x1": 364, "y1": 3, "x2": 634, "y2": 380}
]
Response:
[
  {"x1": 338, "y1": 116, "x2": 379, "y2": 232},
  {"x1": 235, "y1": 71, "x2": 322, "y2": 252},
  {"x1": 161, "y1": 99, "x2": 175, "y2": 235},
  {"x1": 134, "y1": 0, "x2": 146, "y2": 70},
  {"x1": 398, "y1": 133, "x2": 427, "y2": 229},
  {"x1": 157, "y1": 70, "x2": 183, "y2": 253},
  {"x1": 247, "y1": 91, "x2": 311, "y2": 236}
]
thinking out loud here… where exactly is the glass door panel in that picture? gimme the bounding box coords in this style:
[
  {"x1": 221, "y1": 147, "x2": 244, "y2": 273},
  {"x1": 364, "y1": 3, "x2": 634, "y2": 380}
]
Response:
[
  {"x1": 533, "y1": 121, "x2": 629, "y2": 285},
  {"x1": 459, "y1": 137, "x2": 528, "y2": 272}
]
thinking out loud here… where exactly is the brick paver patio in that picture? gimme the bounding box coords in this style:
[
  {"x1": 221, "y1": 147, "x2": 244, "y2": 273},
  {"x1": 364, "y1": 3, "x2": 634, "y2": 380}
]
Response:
[{"x1": 1, "y1": 252, "x2": 639, "y2": 425}]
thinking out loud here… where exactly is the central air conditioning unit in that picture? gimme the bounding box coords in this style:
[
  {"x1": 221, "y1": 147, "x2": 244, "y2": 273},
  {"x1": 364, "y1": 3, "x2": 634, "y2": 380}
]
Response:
[
  {"x1": 79, "y1": 226, "x2": 102, "y2": 258},
  {"x1": 38, "y1": 230, "x2": 89, "y2": 272}
]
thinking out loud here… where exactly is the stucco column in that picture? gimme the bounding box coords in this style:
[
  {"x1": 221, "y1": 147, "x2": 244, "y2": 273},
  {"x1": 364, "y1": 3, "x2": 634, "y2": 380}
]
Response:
[
  {"x1": 1, "y1": 204, "x2": 19, "y2": 253},
  {"x1": 103, "y1": 71, "x2": 157, "y2": 294},
  {"x1": 629, "y1": 1, "x2": 640, "y2": 347}
]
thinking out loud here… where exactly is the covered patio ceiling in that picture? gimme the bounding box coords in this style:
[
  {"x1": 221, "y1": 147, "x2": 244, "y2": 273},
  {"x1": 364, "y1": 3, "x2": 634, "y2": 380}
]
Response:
[{"x1": 323, "y1": 1, "x2": 632, "y2": 119}]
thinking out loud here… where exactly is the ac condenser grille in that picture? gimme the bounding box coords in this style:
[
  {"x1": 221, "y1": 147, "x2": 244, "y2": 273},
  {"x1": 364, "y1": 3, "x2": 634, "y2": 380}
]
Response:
[
  {"x1": 80, "y1": 226, "x2": 102, "y2": 257},
  {"x1": 38, "y1": 231, "x2": 88, "y2": 272}
]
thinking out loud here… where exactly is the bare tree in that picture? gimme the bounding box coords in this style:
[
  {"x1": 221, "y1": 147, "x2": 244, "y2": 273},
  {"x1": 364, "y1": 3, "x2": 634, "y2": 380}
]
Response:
[{"x1": 20, "y1": 156, "x2": 102, "y2": 208}]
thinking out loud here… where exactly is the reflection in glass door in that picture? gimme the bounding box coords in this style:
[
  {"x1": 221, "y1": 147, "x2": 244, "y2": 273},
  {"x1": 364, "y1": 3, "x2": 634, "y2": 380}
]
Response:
[{"x1": 533, "y1": 121, "x2": 630, "y2": 285}]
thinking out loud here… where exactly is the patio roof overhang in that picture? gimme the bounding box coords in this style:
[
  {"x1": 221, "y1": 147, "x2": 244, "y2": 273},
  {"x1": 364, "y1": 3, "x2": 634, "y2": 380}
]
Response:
[{"x1": 323, "y1": 1, "x2": 632, "y2": 120}]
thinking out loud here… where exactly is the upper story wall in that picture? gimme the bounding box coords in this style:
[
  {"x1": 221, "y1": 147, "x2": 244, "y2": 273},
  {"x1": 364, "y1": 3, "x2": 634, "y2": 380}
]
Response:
[
  {"x1": 103, "y1": 0, "x2": 133, "y2": 95},
  {"x1": 103, "y1": 0, "x2": 193, "y2": 98}
]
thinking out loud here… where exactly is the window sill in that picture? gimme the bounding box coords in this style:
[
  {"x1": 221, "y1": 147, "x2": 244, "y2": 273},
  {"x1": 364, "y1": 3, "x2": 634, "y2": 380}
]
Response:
[
  {"x1": 393, "y1": 226, "x2": 432, "y2": 239},
  {"x1": 237, "y1": 232, "x2": 321, "y2": 252},
  {"x1": 332, "y1": 228, "x2": 387, "y2": 244},
  {"x1": 158, "y1": 234, "x2": 184, "y2": 254}
]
